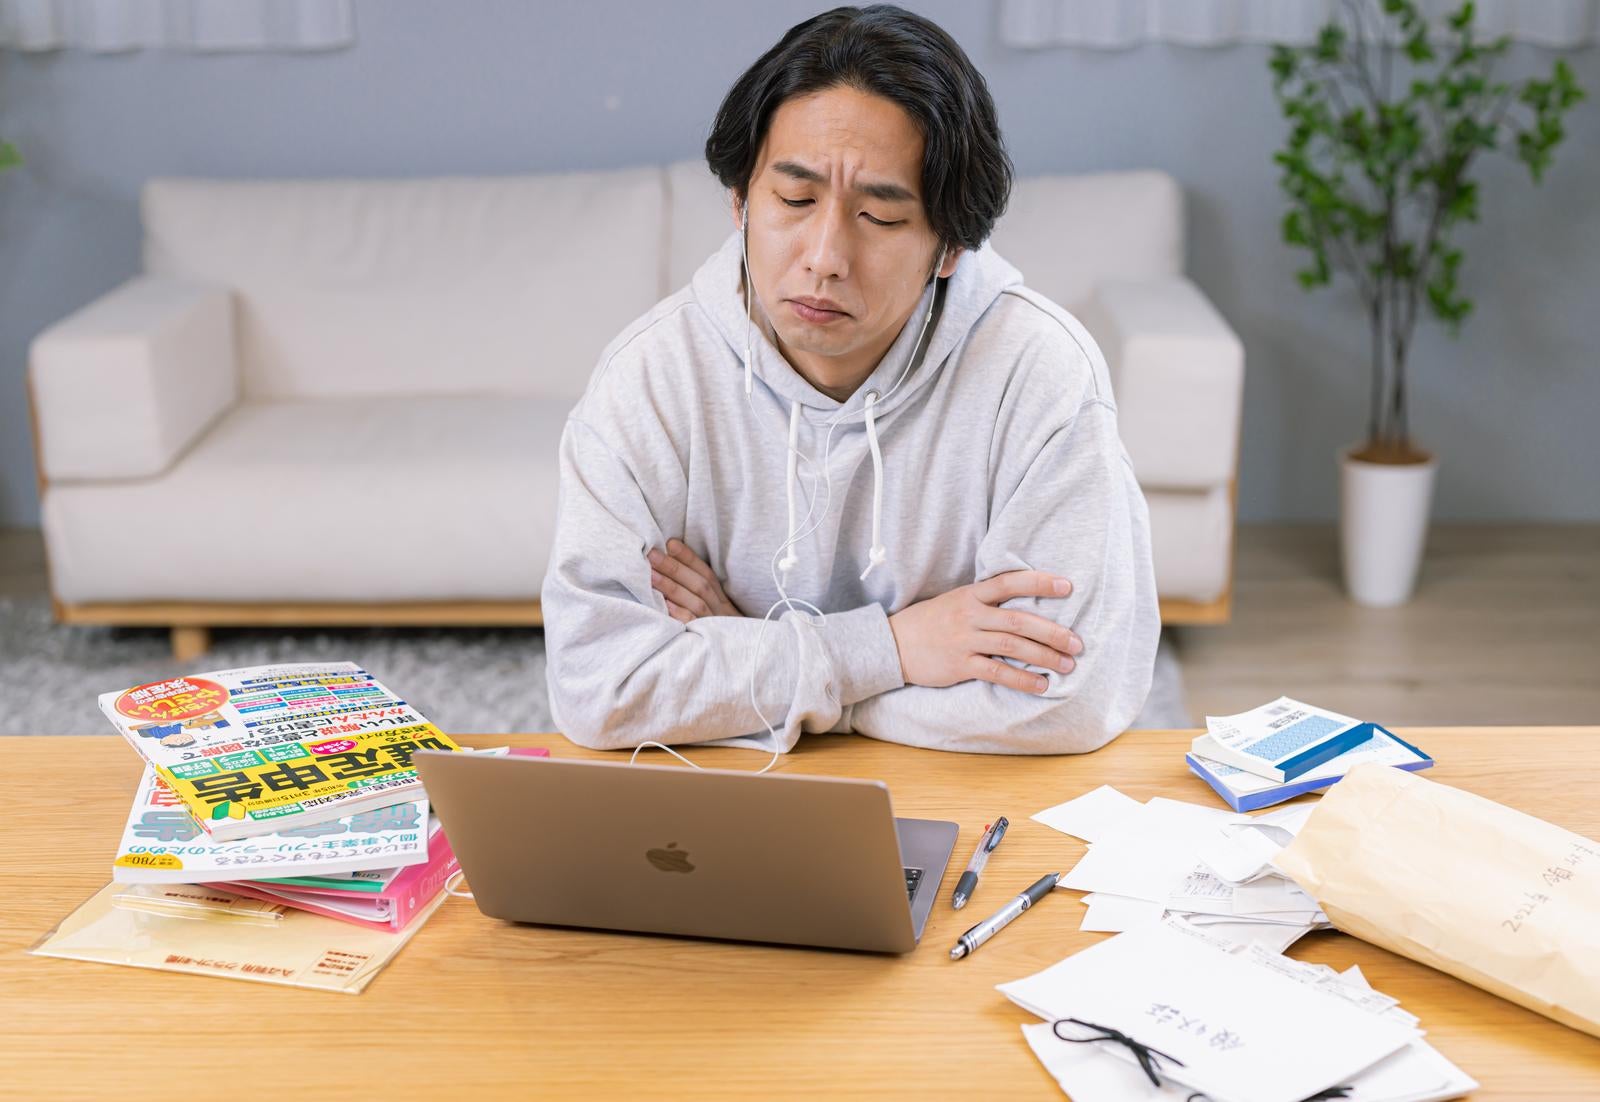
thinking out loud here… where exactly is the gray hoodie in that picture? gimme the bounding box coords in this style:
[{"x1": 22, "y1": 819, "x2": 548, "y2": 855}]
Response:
[{"x1": 541, "y1": 232, "x2": 1160, "y2": 755}]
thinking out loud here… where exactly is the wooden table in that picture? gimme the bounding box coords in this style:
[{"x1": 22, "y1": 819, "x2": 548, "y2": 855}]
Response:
[{"x1": 4, "y1": 729, "x2": 1597, "y2": 1099}]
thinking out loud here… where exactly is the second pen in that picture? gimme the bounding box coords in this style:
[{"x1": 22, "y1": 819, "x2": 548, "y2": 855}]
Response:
[{"x1": 951, "y1": 815, "x2": 1009, "y2": 909}]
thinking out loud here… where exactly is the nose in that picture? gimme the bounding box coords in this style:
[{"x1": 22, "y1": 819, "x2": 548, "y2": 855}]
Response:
[{"x1": 800, "y1": 201, "x2": 852, "y2": 283}]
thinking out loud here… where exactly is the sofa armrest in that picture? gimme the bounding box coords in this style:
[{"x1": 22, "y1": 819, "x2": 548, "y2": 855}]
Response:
[
  {"x1": 29, "y1": 276, "x2": 238, "y2": 481},
  {"x1": 1076, "y1": 276, "x2": 1244, "y2": 489}
]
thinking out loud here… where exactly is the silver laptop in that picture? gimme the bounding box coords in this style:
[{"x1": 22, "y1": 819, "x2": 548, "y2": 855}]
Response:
[{"x1": 415, "y1": 752, "x2": 959, "y2": 954}]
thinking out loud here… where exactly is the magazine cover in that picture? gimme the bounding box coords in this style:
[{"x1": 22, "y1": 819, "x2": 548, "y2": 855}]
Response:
[{"x1": 98, "y1": 662, "x2": 461, "y2": 841}]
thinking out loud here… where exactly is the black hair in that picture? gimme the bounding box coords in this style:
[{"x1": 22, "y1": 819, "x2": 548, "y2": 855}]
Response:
[{"x1": 704, "y1": 5, "x2": 1013, "y2": 254}]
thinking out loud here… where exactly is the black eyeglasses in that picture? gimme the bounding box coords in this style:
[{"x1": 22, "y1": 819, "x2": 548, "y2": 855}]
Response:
[{"x1": 1049, "y1": 1018, "x2": 1354, "y2": 1102}]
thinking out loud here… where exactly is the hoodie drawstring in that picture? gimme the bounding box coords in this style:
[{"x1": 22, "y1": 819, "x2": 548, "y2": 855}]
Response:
[
  {"x1": 858, "y1": 390, "x2": 888, "y2": 581},
  {"x1": 776, "y1": 394, "x2": 890, "y2": 586},
  {"x1": 744, "y1": 259, "x2": 944, "y2": 591},
  {"x1": 779, "y1": 401, "x2": 801, "y2": 582}
]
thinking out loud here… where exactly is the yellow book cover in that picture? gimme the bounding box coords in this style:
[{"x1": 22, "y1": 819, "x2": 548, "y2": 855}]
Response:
[{"x1": 98, "y1": 662, "x2": 460, "y2": 841}]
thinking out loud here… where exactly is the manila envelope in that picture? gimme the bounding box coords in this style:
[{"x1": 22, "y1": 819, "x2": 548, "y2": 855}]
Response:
[
  {"x1": 1273, "y1": 762, "x2": 1600, "y2": 1039},
  {"x1": 31, "y1": 881, "x2": 446, "y2": 994}
]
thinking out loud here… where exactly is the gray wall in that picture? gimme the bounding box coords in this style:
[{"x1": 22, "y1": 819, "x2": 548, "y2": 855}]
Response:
[{"x1": 2, "y1": 0, "x2": 1596, "y2": 526}]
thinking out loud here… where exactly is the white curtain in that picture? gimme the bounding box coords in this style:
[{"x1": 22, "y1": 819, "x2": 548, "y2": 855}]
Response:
[
  {"x1": 0, "y1": 0, "x2": 354, "y2": 52},
  {"x1": 998, "y1": 0, "x2": 1599, "y2": 49}
]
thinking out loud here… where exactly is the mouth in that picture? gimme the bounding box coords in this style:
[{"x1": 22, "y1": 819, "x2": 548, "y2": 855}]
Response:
[{"x1": 787, "y1": 296, "x2": 851, "y2": 325}]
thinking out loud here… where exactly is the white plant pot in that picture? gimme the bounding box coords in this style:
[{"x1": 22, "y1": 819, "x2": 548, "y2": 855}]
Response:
[{"x1": 1339, "y1": 447, "x2": 1438, "y2": 607}]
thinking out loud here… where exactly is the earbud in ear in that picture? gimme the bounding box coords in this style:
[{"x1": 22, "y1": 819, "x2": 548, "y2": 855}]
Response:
[{"x1": 741, "y1": 202, "x2": 748, "y2": 233}]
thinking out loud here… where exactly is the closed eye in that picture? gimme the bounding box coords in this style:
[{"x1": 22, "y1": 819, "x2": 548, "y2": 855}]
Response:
[{"x1": 779, "y1": 196, "x2": 902, "y2": 227}]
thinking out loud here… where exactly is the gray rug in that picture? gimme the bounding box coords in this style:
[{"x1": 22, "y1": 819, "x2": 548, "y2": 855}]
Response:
[{"x1": 0, "y1": 596, "x2": 1191, "y2": 737}]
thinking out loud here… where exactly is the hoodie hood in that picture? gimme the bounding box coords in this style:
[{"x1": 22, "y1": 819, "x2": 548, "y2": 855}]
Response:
[
  {"x1": 690, "y1": 231, "x2": 1024, "y2": 425},
  {"x1": 687, "y1": 231, "x2": 1027, "y2": 586}
]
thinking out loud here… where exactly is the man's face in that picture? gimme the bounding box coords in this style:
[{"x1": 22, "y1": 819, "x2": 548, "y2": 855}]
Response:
[{"x1": 734, "y1": 84, "x2": 960, "y2": 400}]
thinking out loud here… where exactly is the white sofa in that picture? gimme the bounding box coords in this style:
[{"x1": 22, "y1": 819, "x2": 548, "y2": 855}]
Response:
[{"x1": 29, "y1": 162, "x2": 1243, "y2": 657}]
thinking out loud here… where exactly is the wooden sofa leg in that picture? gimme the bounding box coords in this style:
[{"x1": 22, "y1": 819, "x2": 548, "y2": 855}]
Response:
[{"x1": 171, "y1": 625, "x2": 211, "y2": 664}]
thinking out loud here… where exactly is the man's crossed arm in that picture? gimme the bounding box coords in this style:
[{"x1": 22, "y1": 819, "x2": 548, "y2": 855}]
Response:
[{"x1": 647, "y1": 537, "x2": 1085, "y2": 697}]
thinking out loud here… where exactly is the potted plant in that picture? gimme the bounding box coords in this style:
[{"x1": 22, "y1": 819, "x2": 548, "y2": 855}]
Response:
[{"x1": 1269, "y1": 0, "x2": 1584, "y2": 606}]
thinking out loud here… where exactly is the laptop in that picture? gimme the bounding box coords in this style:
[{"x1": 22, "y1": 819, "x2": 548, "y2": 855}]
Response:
[{"x1": 414, "y1": 751, "x2": 959, "y2": 954}]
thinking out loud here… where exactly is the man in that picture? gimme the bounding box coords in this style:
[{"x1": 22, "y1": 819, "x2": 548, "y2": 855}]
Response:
[{"x1": 542, "y1": 5, "x2": 1160, "y2": 755}]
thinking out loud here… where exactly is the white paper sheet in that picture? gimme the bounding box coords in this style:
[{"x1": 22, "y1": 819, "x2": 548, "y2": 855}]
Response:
[
  {"x1": 1079, "y1": 892, "x2": 1166, "y2": 933},
  {"x1": 1232, "y1": 878, "x2": 1320, "y2": 915},
  {"x1": 1051, "y1": 789, "x2": 1338, "y2": 947},
  {"x1": 1168, "y1": 865, "x2": 1241, "y2": 916},
  {"x1": 1196, "y1": 823, "x2": 1287, "y2": 883},
  {"x1": 1175, "y1": 919, "x2": 1314, "y2": 954},
  {"x1": 1253, "y1": 803, "x2": 1317, "y2": 836},
  {"x1": 1058, "y1": 835, "x2": 1202, "y2": 902},
  {"x1": 1138, "y1": 797, "x2": 1247, "y2": 836},
  {"x1": 1032, "y1": 784, "x2": 1145, "y2": 842},
  {"x1": 1343, "y1": 1039, "x2": 1479, "y2": 1102}
]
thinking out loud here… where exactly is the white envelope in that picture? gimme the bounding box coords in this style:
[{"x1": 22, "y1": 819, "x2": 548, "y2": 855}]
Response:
[{"x1": 998, "y1": 922, "x2": 1416, "y2": 1102}]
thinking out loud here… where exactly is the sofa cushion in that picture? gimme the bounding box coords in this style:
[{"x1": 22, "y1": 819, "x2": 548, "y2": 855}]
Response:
[
  {"x1": 986, "y1": 170, "x2": 1184, "y2": 314},
  {"x1": 43, "y1": 397, "x2": 566, "y2": 604},
  {"x1": 667, "y1": 159, "x2": 738, "y2": 294},
  {"x1": 1145, "y1": 484, "x2": 1234, "y2": 603},
  {"x1": 142, "y1": 169, "x2": 666, "y2": 402},
  {"x1": 1075, "y1": 276, "x2": 1244, "y2": 490},
  {"x1": 29, "y1": 277, "x2": 237, "y2": 481},
  {"x1": 42, "y1": 398, "x2": 1231, "y2": 607}
]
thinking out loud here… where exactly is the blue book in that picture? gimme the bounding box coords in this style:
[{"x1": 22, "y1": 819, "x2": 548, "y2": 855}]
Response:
[
  {"x1": 1186, "y1": 724, "x2": 1433, "y2": 812},
  {"x1": 1191, "y1": 697, "x2": 1376, "y2": 782}
]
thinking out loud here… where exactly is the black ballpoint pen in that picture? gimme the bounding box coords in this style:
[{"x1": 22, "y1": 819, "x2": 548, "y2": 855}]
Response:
[
  {"x1": 951, "y1": 815, "x2": 1008, "y2": 909},
  {"x1": 949, "y1": 872, "x2": 1062, "y2": 960}
]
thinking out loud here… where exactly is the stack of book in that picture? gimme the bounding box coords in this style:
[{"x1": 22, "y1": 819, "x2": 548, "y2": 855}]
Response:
[
  {"x1": 32, "y1": 662, "x2": 539, "y2": 992},
  {"x1": 101, "y1": 661, "x2": 472, "y2": 930},
  {"x1": 1185, "y1": 696, "x2": 1432, "y2": 811},
  {"x1": 112, "y1": 759, "x2": 463, "y2": 934}
]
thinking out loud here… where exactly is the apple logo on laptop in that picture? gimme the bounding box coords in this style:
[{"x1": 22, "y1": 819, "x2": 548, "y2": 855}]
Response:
[{"x1": 646, "y1": 842, "x2": 694, "y2": 874}]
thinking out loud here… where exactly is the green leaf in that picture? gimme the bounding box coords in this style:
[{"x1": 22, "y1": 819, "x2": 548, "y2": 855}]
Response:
[
  {"x1": 1388, "y1": 0, "x2": 1424, "y2": 34},
  {"x1": 0, "y1": 141, "x2": 20, "y2": 172},
  {"x1": 1315, "y1": 23, "x2": 1346, "y2": 63},
  {"x1": 1443, "y1": 182, "x2": 1479, "y2": 223},
  {"x1": 1282, "y1": 208, "x2": 1311, "y2": 247},
  {"x1": 1270, "y1": 45, "x2": 1297, "y2": 85}
]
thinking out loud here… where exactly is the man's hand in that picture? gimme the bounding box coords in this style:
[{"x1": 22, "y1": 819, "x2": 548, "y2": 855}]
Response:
[
  {"x1": 647, "y1": 539, "x2": 744, "y2": 622},
  {"x1": 888, "y1": 571, "x2": 1083, "y2": 695}
]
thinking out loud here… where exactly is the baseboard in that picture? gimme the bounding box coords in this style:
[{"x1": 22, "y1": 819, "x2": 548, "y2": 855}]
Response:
[
  {"x1": 55, "y1": 594, "x2": 1225, "y2": 630},
  {"x1": 1159, "y1": 588, "x2": 1232, "y2": 626},
  {"x1": 53, "y1": 600, "x2": 547, "y2": 628}
]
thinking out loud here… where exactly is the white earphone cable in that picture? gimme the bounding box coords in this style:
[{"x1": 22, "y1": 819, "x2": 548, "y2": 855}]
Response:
[{"x1": 632, "y1": 202, "x2": 945, "y2": 775}]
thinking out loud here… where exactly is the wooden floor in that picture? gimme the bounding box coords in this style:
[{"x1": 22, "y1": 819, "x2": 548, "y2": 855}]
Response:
[
  {"x1": 3, "y1": 524, "x2": 1596, "y2": 726},
  {"x1": 1173, "y1": 523, "x2": 1600, "y2": 726}
]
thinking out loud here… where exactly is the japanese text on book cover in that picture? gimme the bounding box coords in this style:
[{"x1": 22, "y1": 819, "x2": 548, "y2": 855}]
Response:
[{"x1": 98, "y1": 662, "x2": 459, "y2": 840}]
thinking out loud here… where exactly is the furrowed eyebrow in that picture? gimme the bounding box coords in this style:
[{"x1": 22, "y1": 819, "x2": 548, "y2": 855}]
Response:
[{"x1": 769, "y1": 160, "x2": 917, "y2": 204}]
